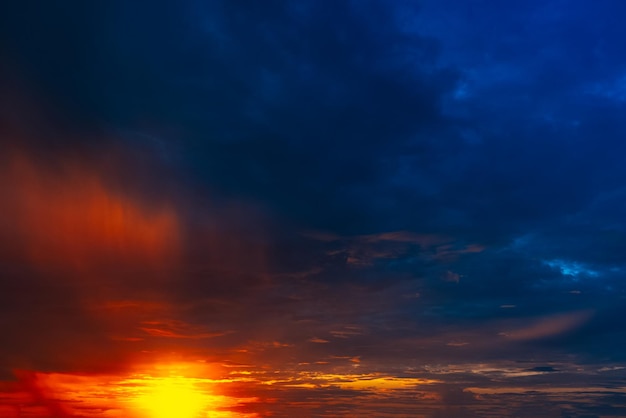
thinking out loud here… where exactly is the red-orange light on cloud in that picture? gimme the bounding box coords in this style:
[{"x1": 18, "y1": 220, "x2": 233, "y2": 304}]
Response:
[{"x1": 1, "y1": 151, "x2": 180, "y2": 273}]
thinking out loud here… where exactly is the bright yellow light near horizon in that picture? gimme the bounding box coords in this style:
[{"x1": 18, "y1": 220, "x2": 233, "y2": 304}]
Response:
[
  {"x1": 133, "y1": 375, "x2": 209, "y2": 418},
  {"x1": 7, "y1": 363, "x2": 256, "y2": 418}
]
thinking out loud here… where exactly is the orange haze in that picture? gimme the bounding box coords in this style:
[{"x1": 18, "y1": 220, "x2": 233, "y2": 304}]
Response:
[{"x1": 0, "y1": 150, "x2": 180, "y2": 273}]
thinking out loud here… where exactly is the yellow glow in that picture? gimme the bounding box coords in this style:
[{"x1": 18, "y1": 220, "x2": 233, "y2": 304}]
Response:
[
  {"x1": 264, "y1": 372, "x2": 440, "y2": 391},
  {"x1": 334, "y1": 376, "x2": 439, "y2": 390},
  {"x1": 0, "y1": 364, "x2": 258, "y2": 418},
  {"x1": 133, "y1": 376, "x2": 208, "y2": 418}
]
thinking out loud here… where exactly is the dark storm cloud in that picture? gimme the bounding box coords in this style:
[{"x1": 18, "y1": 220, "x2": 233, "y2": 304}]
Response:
[
  {"x1": 4, "y1": 0, "x2": 626, "y2": 243},
  {"x1": 2, "y1": 0, "x2": 462, "y2": 233}
]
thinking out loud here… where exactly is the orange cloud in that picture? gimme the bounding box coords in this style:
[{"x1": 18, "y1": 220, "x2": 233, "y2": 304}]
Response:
[
  {"x1": 0, "y1": 151, "x2": 180, "y2": 274},
  {"x1": 139, "y1": 319, "x2": 231, "y2": 339},
  {"x1": 308, "y1": 337, "x2": 330, "y2": 344},
  {"x1": 12, "y1": 370, "x2": 72, "y2": 418},
  {"x1": 501, "y1": 310, "x2": 594, "y2": 341}
]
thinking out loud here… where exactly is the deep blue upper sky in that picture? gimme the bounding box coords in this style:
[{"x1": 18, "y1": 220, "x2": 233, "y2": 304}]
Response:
[{"x1": 2, "y1": 1, "x2": 626, "y2": 416}]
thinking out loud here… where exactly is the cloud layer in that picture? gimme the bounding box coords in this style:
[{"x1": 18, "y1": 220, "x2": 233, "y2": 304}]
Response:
[{"x1": 2, "y1": 0, "x2": 626, "y2": 416}]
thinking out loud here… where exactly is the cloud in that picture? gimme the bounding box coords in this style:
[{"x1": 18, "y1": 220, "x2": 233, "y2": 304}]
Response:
[
  {"x1": 0, "y1": 146, "x2": 193, "y2": 376},
  {"x1": 4, "y1": 0, "x2": 626, "y2": 416},
  {"x1": 0, "y1": 150, "x2": 180, "y2": 274},
  {"x1": 501, "y1": 310, "x2": 594, "y2": 342},
  {"x1": 308, "y1": 338, "x2": 330, "y2": 344},
  {"x1": 139, "y1": 320, "x2": 232, "y2": 340}
]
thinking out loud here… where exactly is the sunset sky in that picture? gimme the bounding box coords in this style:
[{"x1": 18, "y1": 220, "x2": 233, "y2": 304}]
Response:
[{"x1": 2, "y1": 1, "x2": 626, "y2": 417}]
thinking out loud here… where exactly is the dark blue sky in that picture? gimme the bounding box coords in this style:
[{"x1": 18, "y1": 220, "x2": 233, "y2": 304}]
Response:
[{"x1": 2, "y1": 1, "x2": 626, "y2": 416}]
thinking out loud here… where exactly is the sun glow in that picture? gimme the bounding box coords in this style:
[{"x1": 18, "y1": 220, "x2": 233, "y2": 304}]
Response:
[
  {"x1": 132, "y1": 375, "x2": 208, "y2": 418},
  {"x1": 0, "y1": 363, "x2": 258, "y2": 418},
  {"x1": 124, "y1": 362, "x2": 229, "y2": 418}
]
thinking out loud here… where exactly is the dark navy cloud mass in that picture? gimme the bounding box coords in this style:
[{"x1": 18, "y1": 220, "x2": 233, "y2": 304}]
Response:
[{"x1": 2, "y1": 0, "x2": 626, "y2": 416}]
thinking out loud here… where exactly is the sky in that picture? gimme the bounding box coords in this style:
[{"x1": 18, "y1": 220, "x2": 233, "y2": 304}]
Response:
[{"x1": 1, "y1": 0, "x2": 626, "y2": 417}]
